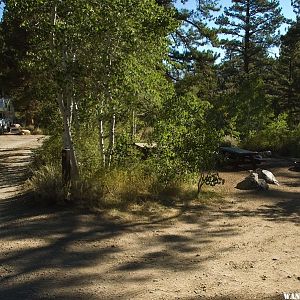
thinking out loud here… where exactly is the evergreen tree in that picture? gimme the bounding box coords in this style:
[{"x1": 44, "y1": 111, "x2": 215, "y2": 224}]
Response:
[
  {"x1": 217, "y1": 0, "x2": 285, "y2": 75},
  {"x1": 272, "y1": 21, "x2": 300, "y2": 125},
  {"x1": 215, "y1": 0, "x2": 286, "y2": 139},
  {"x1": 292, "y1": 0, "x2": 300, "y2": 20},
  {"x1": 166, "y1": 0, "x2": 220, "y2": 80}
]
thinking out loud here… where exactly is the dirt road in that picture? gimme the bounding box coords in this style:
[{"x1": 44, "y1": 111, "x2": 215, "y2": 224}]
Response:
[
  {"x1": 0, "y1": 135, "x2": 44, "y2": 198},
  {"x1": 0, "y1": 135, "x2": 299, "y2": 300}
]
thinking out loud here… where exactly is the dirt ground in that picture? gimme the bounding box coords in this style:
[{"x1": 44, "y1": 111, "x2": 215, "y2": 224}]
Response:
[{"x1": 0, "y1": 134, "x2": 299, "y2": 300}]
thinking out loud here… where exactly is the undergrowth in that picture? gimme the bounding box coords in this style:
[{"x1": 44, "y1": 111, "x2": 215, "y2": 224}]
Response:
[
  {"x1": 27, "y1": 163, "x2": 205, "y2": 209},
  {"x1": 242, "y1": 115, "x2": 300, "y2": 156},
  {"x1": 27, "y1": 133, "x2": 224, "y2": 213}
]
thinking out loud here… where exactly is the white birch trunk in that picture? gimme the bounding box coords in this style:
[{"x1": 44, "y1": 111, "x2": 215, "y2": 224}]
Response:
[
  {"x1": 132, "y1": 110, "x2": 136, "y2": 140},
  {"x1": 108, "y1": 114, "x2": 116, "y2": 167},
  {"x1": 51, "y1": 4, "x2": 78, "y2": 179},
  {"x1": 99, "y1": 117, "x2": 106, "y2": 167},
  {"x1": 51, "y1": 5, "x2": 57, "y2": 48},
  {"x1": 57, "y1": 93, "x2": 79, "y2": 178}
]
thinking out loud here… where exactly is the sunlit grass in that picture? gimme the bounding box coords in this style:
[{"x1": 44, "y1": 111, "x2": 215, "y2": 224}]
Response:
[{"x1": 26, "y1": 163, "x2": 225, "y2": 221}]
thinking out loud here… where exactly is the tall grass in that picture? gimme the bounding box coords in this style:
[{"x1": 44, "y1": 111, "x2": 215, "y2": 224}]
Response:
[
  {"x1": 27, "y1": 165, "x2": 65, "y2": 204},
  {"x1": 27, "y1": 162, "x2": 198, "y2": 209}
]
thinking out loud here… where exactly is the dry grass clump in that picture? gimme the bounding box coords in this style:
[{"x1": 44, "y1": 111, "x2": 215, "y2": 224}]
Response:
[
  {"x1": 26, "y1": 165, "x2": 65, "y2": 205},
  {"x1": 24, "y1": 125, "x2": 44, "y2": 135},
  {"x1": 27, "y1": 164, "x2": 223, "y2": 217}
]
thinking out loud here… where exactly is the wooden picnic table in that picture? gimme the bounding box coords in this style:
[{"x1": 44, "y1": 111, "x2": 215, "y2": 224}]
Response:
[{"x1": 220, "y1": 146, "x2": 264, "y2": 169}]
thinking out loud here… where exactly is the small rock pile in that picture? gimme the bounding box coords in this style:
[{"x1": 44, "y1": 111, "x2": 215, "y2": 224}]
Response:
[{"x1": 236, "y1": 169, "x2": 279, "y2": 191}]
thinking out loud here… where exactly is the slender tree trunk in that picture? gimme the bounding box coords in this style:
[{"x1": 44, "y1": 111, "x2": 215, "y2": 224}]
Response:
[
  {"x1": 243, "y1": 1, "x2": 252, "y2": 136},
  {"x1": 97, "y1": 97, "x2": 106, "y2": 167},
  {"x1": 197, "y1": 172, "x2": 205, "y2": 195},
  {"x1": 108, "y1": 114, "x2": 116, "y2": 167},
  {"x1": 98, "y1": 117, "x2": 106, "y2": 167},
  {"x1": 244, "y1": 0, "x2": 250, "y2": 75},
  {"x1": 57, "y1": 93, "x2": 79, "y2": 178},
  {"x1": 50, "y1": 5, "x2": 57, "y2": 48},
  {"x1": 51, "y1": 4, "x2": 78, "y2": 179},
  {"x1": 287, "y1": 56, "x2": 293, "y2": 112},
  {"x1": 132, "y1": 110, "x2": 136, "y2": 140}
]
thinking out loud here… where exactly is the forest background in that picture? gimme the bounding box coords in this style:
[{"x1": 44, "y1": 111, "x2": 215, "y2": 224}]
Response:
[{"x1": 0, "y1": 0, "x2": 299, "y2": 207}]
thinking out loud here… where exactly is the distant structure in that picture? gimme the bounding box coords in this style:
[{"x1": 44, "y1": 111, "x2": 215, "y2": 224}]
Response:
[{"x1": 0, "y1": 98, "x2": 15, "y2": 133}]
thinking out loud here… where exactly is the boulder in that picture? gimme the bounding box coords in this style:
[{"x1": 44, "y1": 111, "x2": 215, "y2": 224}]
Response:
[
  {"x1": 20, "y1": 129, "x2": 31, "y2": 135},
  {"x1": 256, "y1": 168, "x2": 279, "y2": 185},
  {"x1": 236, "y1": 171, "x2": 269, "y2": 190}
]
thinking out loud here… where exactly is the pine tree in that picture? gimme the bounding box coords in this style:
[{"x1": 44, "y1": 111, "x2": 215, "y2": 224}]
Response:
[
  {"x1": 272, "y1": 21, "x2": 300, "y2": 125},
  {"x1": 166, "y1": 0, "x2": 220, "y2": 80},
  {"x1": 292, "y1": 0, "x2": 300, "y2": 20},
  {"x1": 217, "y1": 0, "x2": 285, "y2": 75}
]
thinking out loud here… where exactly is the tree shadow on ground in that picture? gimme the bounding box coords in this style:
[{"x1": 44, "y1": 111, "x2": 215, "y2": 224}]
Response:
[
  {"x1": 0, "y1": 147, "x2": 298, "y2": 299},
  {"x1": 0, "y1": 191, "x2": 239, "y2": 299},
  {"x1": 0, "y1": 148, "x2": 33, "y2": 189},
  {"x1": 224, "y1": 189, "x2": 299, "y2": 224},
  {"x1": 0, "y1": 145, "x2": 240, "y2": 300}
]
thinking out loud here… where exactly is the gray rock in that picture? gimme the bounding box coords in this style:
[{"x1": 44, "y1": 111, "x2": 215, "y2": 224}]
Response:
[
  {"x1": 256, "y1": 168, "x2": 279, "y2": 185},
  {"x1": 236, "y1": 171, "x2": 269, "y2": 190}
]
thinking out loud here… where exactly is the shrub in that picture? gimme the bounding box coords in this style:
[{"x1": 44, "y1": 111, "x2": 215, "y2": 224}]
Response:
[
  {"x1": 27, "y1": 165, "x2": 65, "y2": 205},
  {"x1": 28, "y1": 101, "x2": 223, "y2": 209},
  {"x1": 32, "y1": 134, "x2": 62, "y2": 168},
  {"x1": 27, "y1": 159, "x2": 198, "y2": 209},
  {"x1": 242, "y1": 114, "x2": 300, "y2": 156},
  {"x1": 31, "y1": 127, "x2": 44, "y2": 135},
  {"x1": 221, "y1": 135, "x2": 240, "y2": 147},
  {"x1": 74, "y1": 128, "x2": 102, "y2": 177}
]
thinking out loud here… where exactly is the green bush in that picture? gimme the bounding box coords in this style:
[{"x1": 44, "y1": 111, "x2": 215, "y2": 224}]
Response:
[
  {"x1": 113, "y1": 132, "x2": 143, "y2": 167},
  {"x1": 220, "y1": 135, "x2": 240, "y2": 147},
  {"x1": 242, "y1": 114, "x2": 300, "y2": 156},
  {"x1": 32, "y1": 134, "x2": 62, "y2": 168},
  {"x1": 74, "y1": 127, "x2": 102, "y2": 177},
  {"x1": 28, "y1": 97, "x2": 224, "y2": 209}
]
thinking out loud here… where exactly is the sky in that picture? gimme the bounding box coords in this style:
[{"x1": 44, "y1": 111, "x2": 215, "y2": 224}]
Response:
[
  {"x1": 175, "y1": 0, "x2": 296, "y2": 34},
  {"x1": 175, "y1": 0, "x2": 296, "y2": 20},
  {"x1": 174, "y1": 0, "x2": 296, "y2": 59},
  {"x1": 0, "y1": 0, "x2": 296, "y2": 23},
  {"x1": 0, "y1": 2, "x2": 4, "y2": 20}
]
